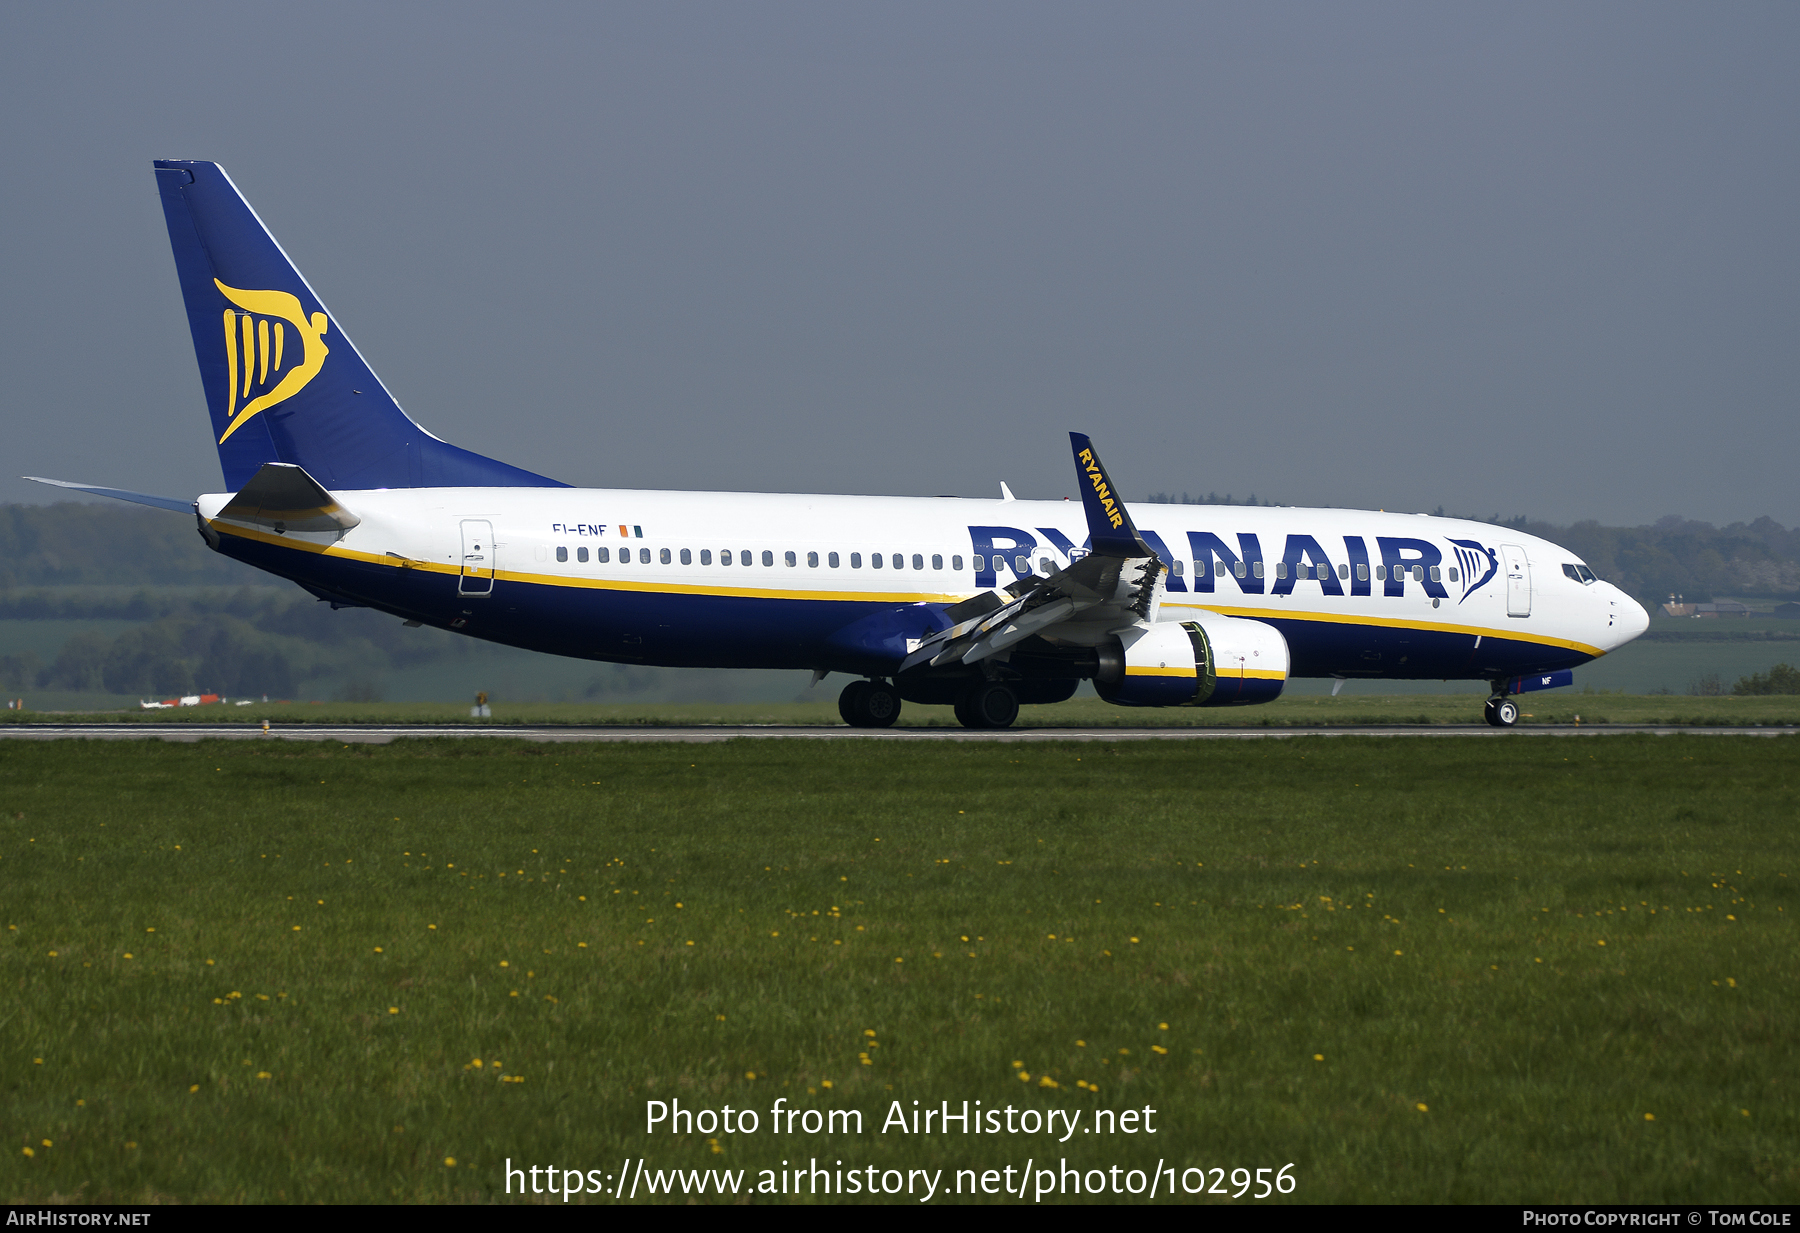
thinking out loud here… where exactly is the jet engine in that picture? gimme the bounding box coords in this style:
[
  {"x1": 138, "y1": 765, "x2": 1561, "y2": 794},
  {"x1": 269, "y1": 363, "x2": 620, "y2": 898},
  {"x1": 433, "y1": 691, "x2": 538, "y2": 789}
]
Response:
[{"x1": 1094, "y1": 614, "x2": 1289, "y2": 707}]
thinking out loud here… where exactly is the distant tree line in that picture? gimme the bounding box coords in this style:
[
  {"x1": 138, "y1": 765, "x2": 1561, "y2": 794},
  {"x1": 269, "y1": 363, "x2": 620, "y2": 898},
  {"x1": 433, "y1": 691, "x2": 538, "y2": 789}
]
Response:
[
  {"x1": 0, "y1": 582, "x2": 498, "y2": 699},
  {"x1": 1142, "y1": 492, "x2": 1275, "y2": 507},
  {"x1": 0, "y1": 503, "x2": 243, "y2": 588}
]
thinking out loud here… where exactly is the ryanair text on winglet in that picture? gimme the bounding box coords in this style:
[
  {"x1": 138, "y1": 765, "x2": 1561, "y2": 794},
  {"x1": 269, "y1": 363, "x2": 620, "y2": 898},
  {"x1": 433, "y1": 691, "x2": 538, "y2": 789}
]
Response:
[{"x1": 1078, "y1": 448, "x2": 1125, "y2": 529}]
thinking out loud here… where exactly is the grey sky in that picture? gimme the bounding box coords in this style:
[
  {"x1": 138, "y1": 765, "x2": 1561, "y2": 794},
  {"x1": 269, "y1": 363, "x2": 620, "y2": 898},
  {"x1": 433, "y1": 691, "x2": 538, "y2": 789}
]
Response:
[{"x1": 3, "y1": 3, "x2": 1795, "y2": 527}]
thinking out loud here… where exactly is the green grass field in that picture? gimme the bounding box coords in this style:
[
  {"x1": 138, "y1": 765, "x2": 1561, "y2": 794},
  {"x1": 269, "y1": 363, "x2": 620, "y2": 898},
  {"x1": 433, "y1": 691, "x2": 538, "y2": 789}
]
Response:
[
  {"x1": 7, "y1": 691, "x2": 1800, "y2": 729},
  {"x1": 3, "y1": 736, "x2": 1796, "y2": 1203}
]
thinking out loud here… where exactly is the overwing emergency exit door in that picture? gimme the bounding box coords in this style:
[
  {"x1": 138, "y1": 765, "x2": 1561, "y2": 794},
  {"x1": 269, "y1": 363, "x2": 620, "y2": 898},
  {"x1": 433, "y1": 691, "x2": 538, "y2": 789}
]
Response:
[
  {"x1": 1501, "y1": 543, "x2": 1531, "y2": 617},
  {"x1": 459, "y1": 520, "x2": 495, "y2": 596}
]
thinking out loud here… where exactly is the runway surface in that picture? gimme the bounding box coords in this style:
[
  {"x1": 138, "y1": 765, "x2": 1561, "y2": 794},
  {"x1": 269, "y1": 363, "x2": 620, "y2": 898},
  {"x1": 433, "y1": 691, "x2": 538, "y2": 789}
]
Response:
[{"x1": 2, "y1": 723, "x2": 1794, "y2": 744}]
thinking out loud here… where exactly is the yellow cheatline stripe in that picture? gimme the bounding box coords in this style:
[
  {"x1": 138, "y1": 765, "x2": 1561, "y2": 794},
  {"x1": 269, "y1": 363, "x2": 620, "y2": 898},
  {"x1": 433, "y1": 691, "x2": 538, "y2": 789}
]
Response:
[
  {"x1": 1239, "y1": 668, "x2": 1286, "y2": 680},
  {"x1": 1164, "y1": 600, "x2": 1604, "y2": 658},
  {"x1": 210, "y1": 521, "x2": 964, "y2": 605},
  {"x1": 1124, "y1": 666, "x2": 1197, "y2": 677}
]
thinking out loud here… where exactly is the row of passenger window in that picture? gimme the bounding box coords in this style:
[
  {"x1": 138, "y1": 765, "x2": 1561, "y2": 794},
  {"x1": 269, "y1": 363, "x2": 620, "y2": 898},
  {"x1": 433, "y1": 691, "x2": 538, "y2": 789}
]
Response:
[
  {"x1": 553, "y1": 546, "x2": 987, "y2": 571},
  {"x1": 550, "y1": 544, "x2": 1460, "y2": 585}
]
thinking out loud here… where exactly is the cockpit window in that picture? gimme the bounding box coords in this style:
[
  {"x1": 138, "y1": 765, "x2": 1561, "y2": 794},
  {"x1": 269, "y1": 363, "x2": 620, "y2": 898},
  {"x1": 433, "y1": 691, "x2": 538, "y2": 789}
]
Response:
[{"x1": 1562, "y1": 563, "x2": 1597, "y2": 584}]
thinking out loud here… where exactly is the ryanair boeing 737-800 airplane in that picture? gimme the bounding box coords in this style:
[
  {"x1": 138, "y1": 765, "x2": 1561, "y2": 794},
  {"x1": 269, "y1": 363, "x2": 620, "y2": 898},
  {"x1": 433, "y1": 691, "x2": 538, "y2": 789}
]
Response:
[{"x1": 29, "y1": 161, "x2": 1650, "y2": 728}]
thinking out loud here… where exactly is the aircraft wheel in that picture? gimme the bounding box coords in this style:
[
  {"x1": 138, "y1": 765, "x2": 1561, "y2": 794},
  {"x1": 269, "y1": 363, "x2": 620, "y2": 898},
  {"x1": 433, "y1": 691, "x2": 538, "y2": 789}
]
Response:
[
  {"x1": 861, "y1": 681, "x2": 902, "y2": 728},
  {"x1": 1484, "y1": 697, "x2": 1518, "y2": 728},
  {"x1": 963, "y1": 682, "x2": 1019, "y2": 730},
  {"x1": 838, "y1": 680, "x2": 872, "y2": 726},
  {"x1": 953, "y1": 693, "x2": 978, "y2": 729}
]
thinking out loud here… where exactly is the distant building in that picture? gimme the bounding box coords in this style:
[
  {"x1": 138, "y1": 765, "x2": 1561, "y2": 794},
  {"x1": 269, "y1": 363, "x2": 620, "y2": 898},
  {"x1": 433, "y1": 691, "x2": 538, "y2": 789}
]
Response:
[
  {"x1": 1776, "y1": 602, "x2": 1800, "y2": 620},
  {"x1": 1664, "y1": 601, "x2": 1753, "y2": 618}
]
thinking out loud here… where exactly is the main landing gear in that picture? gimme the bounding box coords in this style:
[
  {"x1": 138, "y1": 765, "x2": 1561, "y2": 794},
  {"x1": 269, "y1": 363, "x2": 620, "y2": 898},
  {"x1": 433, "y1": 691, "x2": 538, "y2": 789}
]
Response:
[
  {"x1": 1483, "y1": 695, "x2": 1519, "y2": 728},
  {"x1": 954, "y1": 682, "x2": 1019, "y2": 731},
  {"x1": 838, "y1": 678, "x2": 1024, "y2": 730},
  {"x1": 839, "y1": 679, "x2": 902, "y2": 728}
]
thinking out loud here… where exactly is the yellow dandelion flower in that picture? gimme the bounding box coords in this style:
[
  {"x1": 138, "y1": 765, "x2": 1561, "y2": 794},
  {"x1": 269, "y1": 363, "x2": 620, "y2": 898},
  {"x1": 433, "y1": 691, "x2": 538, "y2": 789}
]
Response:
[
  {"x1": 21, "y1": 1147, "x2": 32, "y2": 1157},
  {"x1": 1016, "y1": 1071, "x2": 1031, "y2": 1082},
  {"x1": 445, "y1": 1157, "x2": 457, "y2": 1167},
  {"x1": 1314, "y1": 1054, "x2": 1324, "y2": 1061},
  {"x1": 388, "y1": 1007, "x2": 399, "y2": 1015},
  {"x1": 1416, "y1": 1103, "x2": 1428, "y2": 1112},
  {"x1": 1644, "y1": 1113, "x2": 1655, "y2": 1121}
]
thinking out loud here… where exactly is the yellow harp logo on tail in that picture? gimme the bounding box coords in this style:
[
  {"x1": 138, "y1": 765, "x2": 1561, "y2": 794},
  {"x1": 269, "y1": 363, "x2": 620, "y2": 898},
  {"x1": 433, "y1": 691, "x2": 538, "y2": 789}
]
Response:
[{"x1": 215, "y1": 280, "x2": 330, "y2": 443}]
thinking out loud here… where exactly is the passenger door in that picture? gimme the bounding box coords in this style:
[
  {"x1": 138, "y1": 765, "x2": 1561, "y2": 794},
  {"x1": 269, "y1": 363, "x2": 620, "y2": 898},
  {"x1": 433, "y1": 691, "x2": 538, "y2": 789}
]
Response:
[
  {"x1": 459, "y1": 520, "x2": 495, "y2": 596},
  {"x1": 1501, "y1": 544, "x2": 1531, "y2": 617}
]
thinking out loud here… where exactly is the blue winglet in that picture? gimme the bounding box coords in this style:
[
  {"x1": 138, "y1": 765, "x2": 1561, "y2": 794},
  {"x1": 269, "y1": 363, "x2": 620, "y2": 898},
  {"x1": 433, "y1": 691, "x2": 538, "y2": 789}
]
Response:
[{"x1": 1068, "y1": 432, "x2": 1154, "y2": 559}]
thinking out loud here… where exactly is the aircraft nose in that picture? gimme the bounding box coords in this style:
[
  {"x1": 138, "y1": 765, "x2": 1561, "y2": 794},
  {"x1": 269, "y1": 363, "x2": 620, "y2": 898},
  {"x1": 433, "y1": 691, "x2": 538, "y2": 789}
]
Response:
[{"x1": 1613, "y1": 590, "x2": 1650, "y2": 645}]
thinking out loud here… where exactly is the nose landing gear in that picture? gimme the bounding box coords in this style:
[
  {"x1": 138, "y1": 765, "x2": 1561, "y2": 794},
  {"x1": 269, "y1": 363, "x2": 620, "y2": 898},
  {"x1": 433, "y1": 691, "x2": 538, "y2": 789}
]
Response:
[
  {"x1": 839, "y1": 678, "x2": 902, "y2": 728},
  {"x1": 1483, "y1": 695, "x2": 1519, "y2": 727}
]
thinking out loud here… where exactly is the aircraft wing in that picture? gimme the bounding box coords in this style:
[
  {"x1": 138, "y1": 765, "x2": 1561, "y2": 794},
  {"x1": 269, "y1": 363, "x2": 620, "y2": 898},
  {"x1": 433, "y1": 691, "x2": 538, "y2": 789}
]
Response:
[{"x1": 900, "y1": 432, "x2": 1165, "y2": 672}]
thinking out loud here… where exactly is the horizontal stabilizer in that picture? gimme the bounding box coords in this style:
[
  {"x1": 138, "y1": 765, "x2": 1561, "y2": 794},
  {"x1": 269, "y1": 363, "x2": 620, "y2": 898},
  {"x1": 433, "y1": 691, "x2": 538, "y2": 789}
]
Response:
[
  {"x1": 24, "y1": 476, "x2": 193, "y2": 513},
  {"x1": 216, "y1": 462, "x2": 359, "y2": 534}
]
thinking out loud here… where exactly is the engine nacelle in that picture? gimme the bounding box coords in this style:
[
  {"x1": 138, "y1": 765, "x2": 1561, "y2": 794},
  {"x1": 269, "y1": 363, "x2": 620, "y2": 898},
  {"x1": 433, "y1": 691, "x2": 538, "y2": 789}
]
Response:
[{"x1": 1094, "y1": 614, "x2": 1289, "y2": 707}]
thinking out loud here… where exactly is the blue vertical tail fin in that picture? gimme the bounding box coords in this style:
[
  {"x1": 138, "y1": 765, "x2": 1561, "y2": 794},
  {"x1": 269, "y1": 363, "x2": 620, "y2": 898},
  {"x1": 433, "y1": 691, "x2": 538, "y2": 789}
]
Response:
[{"x1": 153, "y1": 160, "x2": 564, "y2": 491}]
